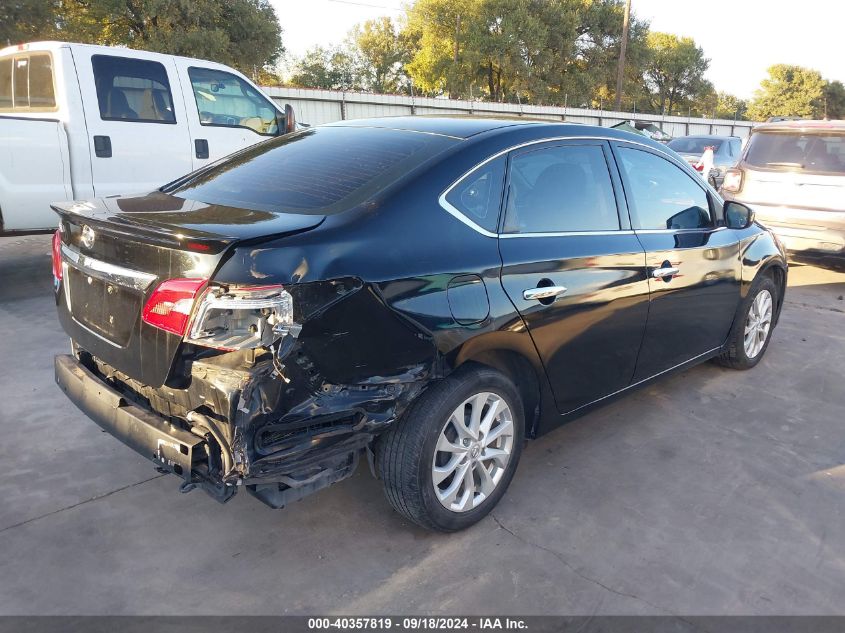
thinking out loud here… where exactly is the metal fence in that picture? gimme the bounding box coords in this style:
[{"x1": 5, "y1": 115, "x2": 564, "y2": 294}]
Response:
[{"x1": 264, "y1": 86, "x2": 756, "y2": 138}]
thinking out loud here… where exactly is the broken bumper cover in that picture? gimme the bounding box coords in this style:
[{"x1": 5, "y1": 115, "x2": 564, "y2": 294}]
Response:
[{"x1": 54, "y1": 354, "x2": 207, "y2": 481}]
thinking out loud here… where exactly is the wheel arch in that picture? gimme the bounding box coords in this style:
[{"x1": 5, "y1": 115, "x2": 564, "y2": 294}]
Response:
[{"x1": 448, "y1": 334, "x2": 552, "y2": 439}]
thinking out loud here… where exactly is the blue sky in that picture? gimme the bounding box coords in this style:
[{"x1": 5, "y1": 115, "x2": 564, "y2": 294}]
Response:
[{"x1": 273, "y1": 0, "x2": 845, "y2": 99}]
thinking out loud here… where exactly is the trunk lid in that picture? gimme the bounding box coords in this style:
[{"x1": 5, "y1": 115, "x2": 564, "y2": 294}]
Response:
[{"x1": 53, "y1": 193, "x2": 325, "y2": 387}]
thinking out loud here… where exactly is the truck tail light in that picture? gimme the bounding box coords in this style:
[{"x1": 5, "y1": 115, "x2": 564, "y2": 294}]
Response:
[
  {"x1": 694, "y1": 163, "x2": 704, "y2": 172},
  {"x1": 142, "y1": 278, "x2": 208, "y2": 336},
  {"x1": 186, "y1": 284, "x2": 295, "y2": 350},
  {"x1": 722, "y1": 168, "x2": 743, "y2": 193},
  {"x1": 51, "y1": 229, "x2": 63, "y2": 282}
]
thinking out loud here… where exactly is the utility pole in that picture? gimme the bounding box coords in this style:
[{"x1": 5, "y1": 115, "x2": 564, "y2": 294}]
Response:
[
  {"x1": 451, "y1": 13, "x2": 461, "y2": 99},
  {"x1": 613, "y1": 0, "x2": 631, "y2": 112}
]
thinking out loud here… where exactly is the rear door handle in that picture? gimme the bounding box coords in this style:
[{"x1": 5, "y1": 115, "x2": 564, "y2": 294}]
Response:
[
  {"x1": 523, "y1": 286, "x2": 568, "y2": 301},
  {"x1": 195, "y1": 138, "x2": 209, "y2": 159},
  {"x1": 652, "y1": 267, "x2": 680, "y2": 278}
]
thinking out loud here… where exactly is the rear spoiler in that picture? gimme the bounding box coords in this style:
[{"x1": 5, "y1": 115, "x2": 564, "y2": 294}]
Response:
[{"x1": 51, "y1": 201, "x2": 233, "y2": 254}]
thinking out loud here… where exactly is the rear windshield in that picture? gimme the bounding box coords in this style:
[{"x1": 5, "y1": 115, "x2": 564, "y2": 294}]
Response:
[
  {"x1": 667, "y1": 137, "x2": 722, "y2": 154},
  {"x1": 164, "y1": 126, "x2": 456, "y2": 214},
  {"x1": 745, "y1": 130, "x2": 845, "y2": 175}
]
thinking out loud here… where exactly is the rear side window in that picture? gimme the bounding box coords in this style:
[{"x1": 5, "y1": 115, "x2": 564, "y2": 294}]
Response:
[
  {"x1": 164, "y1": 126, "x2": 456, "y2": 214},
  {"x1": 745, "y1": 131, "x2": 845, "y2": 175},
  {"x1": 504, "y1": 144, "x2": 619, "y2": 233},
  {"x1": 188, "y1": 67, "x2": 279, "y2": 135},
  {"x1": 617, "y1": 147, "x2": 712, "y2": 230},
  {"x1": 0, "y1": 53, "x2": 56, "y2": 111},
  {"x1": 92, "y1": 55, "x2": 175, "y2": 123},
  {"x1": 444, "y1": 156, "x2": 506, "y2": 232}
]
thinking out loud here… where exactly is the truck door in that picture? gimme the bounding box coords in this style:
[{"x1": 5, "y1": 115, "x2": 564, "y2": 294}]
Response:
[
  {"x1": 72, "y1": 50, "x2": 193, "y2": 197},
  {"x1": 173, "y1": 60, "x2": 283, "y2": 169}
]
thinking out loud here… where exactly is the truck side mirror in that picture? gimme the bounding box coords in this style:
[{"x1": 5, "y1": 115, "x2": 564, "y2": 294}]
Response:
[
  {"x1": 724, "y1": 201, "x2": 754, "y2": 229},
  {"x1": 284, "y1": 104, "x2": 296, "y2": 134}
]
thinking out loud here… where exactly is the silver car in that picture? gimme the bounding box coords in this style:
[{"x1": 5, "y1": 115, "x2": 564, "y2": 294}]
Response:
[
  {"x1": 666, "y1": 135, "x2": 743, "y2": 188},
  {"x1": 722, "y1": 120, "x2": 845, "y2": 269}
]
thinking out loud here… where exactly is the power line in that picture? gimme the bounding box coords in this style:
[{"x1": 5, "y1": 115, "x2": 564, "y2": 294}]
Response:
[{"x1": 326, "y1": 0, "x2": 403, "y2": 11}]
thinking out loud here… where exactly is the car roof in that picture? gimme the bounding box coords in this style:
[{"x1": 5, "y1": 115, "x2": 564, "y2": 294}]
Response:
[
  {"x1": 753, "y1": 119, "x2": 845, "y2": 133},
  {"x1": 671, "y1": 134, "x2": 739, "y2": 140},
  {"x1": 0, "y1": 41, "x2": 240, "y2": 71},
  {"x1": 326, "y1": 116, "x2": 553, "y2": 139},
  {"x1": 325, "y1": 116, "x2": 670, "y2": 149}
]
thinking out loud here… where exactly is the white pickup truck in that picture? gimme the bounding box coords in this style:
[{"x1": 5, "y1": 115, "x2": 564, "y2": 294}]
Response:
[{"x1": 0, "y1": 41, "x2": 296, "y2": 233}]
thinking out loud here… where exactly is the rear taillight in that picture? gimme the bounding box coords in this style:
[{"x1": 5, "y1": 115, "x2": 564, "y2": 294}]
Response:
[
  {"x1": 51, "y1": 229, "x2": 63, "y2": 282},
  {"x1": 722, "y1": 168, "x2": 743, "y2": 193},
  {"x1": 186, "y1": 284, "x2": 295, "y2": 350},
  {"x1": 142, "y1": 278, "x2": 208, "y2": 336},
  {"x1": 694, "y1": 163, "x2": 704, "y2": 172}
]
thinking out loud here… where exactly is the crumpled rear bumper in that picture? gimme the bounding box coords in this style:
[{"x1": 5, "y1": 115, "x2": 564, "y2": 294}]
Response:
[{"x1": 54, "y1": 354, "x2": 208, "y2": 481}]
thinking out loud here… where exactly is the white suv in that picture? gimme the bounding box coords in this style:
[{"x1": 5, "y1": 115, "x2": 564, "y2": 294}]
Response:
[{"x1": 722, "y1": 120, "x2": 845, "y2": 269}]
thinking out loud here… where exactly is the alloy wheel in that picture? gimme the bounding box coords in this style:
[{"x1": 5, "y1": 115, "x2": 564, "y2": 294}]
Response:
[
  {"x1": 744, "y1": 289, "x2": 773, "y2": 359},
  {"x1": 431, "y1": 392, "x2": 515, "y2": 513}
]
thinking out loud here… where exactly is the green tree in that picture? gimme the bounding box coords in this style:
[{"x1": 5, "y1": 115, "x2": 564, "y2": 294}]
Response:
[
  {"x1": 641, "y1": 32, "x2": 711, "y2": 115},
  {"x1": 714, "y1": 92, "x2": 748, "y2": 120},
  {"x1": 1, "y1": 0, "x2": 59, "y2": 46},
  {"x1": 747, "y1": 64, "x2": 826, "y2": 121},
  {"x1": 403, "y1": 0, "x2": 649, "y2": 105},
  {"x1": 351, "y1": 17, "x2": 410, "y2": 93},
  {"x1": 821, "y1": 80, "x2": 845, "y2": 119},
  {"x1": 5, "y1": 0, "x2": 283, "y2": 72},
  {"x1": 289, "y1": 46, "x2": 361, "y2": 90}
]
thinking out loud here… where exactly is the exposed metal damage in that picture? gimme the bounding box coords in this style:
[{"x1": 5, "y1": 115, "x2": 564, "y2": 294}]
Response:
[{"x1": 69, "y1": 279, "x2": 435, "y2": 508}]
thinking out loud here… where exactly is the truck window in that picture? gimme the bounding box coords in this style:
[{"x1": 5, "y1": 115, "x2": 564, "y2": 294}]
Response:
[
  {"x1": 187, "y1": 66, "x2": 279, "y2": 136},
  {"x1": 0, "y1": 53, "x2": 56, "y2": 111},
  {"x1": 91, "y1": 55, "x2": 175, "y2": 123}
]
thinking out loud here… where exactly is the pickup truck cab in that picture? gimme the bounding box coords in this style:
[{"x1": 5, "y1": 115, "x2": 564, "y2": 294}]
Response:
[{"x1": 0, "y1": 41, "x2": 295, "y2": 233}]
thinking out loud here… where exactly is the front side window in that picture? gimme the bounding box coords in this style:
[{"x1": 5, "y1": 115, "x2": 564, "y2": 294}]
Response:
[
  {"x1": 188, "y1": 67, "x2": 278, "y2": 136},
  {"x1": 0, "y1": 53, "x2": 56, "y2": 111},
  {"x1": 92, "y1": 55, "x2": 175, "y2": 123},
  {"x1": 444, "y1": 156, "x2": 506, "y2": 232},
  {"x1": 504, "y1": 144, "x2": 620, "y2": 233},
  {"x1": 617, "y1": 147, "x2": 712, "y2": 231}
]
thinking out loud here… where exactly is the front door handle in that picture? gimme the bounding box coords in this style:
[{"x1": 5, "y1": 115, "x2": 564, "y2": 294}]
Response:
[
  {"x1": 523, "y1": 286, "x2": 568, "y2": 301},
  {"x1": 652, "y1": 267, "x2": 680, "y2": 278}
]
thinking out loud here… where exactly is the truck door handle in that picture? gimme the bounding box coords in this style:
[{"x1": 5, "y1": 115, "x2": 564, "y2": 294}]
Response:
[
  {"x1": 93, "y1": 135, "x2": 112, "y2": 158},
  {"x1": 523, "y1": 286, "x2": 568, "y2": 301},
  {"x1": 652, "y1": 266, "x2": 680, "y2": 278},
  {"x1": 195, "y1": 139, "x2": 209, "y2": 159}
]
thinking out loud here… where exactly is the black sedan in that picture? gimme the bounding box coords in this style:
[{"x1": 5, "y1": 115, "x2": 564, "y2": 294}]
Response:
[{"x1": 52, "y1": 117, "x2": 787, "y2": 532}]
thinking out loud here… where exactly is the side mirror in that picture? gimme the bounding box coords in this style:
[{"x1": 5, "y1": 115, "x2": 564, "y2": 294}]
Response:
[
  {"x1": 724, "y1": 201, "x2": 754, "y2": 229},
  {"x1": 284, "y1": 104, "x2": 296, "y2": 134},
  {"x1": 275, "y1": 104, "x2": 297, "y2": 136}
]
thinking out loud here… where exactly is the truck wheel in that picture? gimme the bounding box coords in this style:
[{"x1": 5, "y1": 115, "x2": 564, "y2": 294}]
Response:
[
  {"x1": 716, "y1": 274, "x2": 779, "y2": 370},
  {"x1": 375, "y1": 365, "x2": 524, "y2": 532}
]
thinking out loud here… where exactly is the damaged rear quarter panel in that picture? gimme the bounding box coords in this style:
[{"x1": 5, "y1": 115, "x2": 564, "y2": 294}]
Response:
[{"x1": 177, "y1": 132, "x2": 557, "y2": 496}]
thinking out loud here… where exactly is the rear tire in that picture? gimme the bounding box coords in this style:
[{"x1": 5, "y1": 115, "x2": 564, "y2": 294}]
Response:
[
  {"x1": 375, "y1": 365, "x2": 524, "y2": 532},
  {"x1": 716, "y1": 274, "x2": 779, "y2": 370}
]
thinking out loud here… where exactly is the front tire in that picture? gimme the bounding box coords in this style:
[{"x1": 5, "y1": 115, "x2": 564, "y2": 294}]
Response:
[
  {"x1": 716, "y1": 274, "x2": 779, "y2": 369},
  {"x1": 375, "y1": 365, "x2": 524, "y2": 532}
]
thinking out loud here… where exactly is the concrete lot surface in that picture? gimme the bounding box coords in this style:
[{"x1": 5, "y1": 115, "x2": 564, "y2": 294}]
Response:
[{"x1": 1, "y1": 234, "x2": 844, "y2": 615}]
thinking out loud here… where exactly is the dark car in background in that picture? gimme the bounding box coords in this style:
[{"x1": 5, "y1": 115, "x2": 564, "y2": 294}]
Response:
[
  {"x1": 721, "y1": 120, "x2": 845, "y2": 269},
  {"x1": 667, "y1": 134, "x2": 743, "y2": 188},
  {"x1": 52, "y1": 117, "x2": 787, "y2": 532}
]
